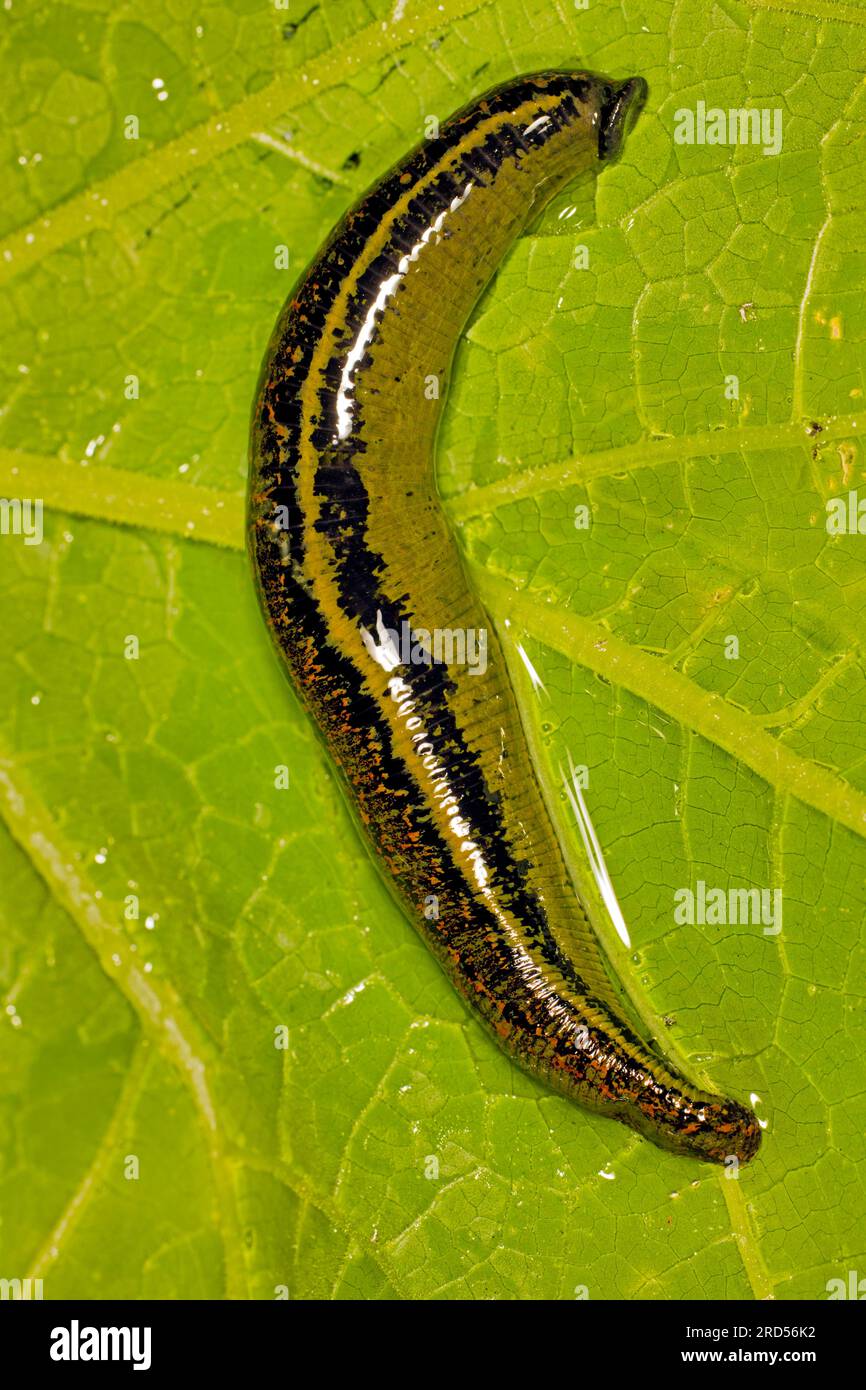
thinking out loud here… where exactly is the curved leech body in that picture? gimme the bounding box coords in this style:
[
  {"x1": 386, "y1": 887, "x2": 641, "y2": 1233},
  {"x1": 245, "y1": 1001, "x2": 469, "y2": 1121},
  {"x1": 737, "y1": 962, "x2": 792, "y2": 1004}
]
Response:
[{"x1": 248, "y1": 70, "x2": 761, "y2": 1164}]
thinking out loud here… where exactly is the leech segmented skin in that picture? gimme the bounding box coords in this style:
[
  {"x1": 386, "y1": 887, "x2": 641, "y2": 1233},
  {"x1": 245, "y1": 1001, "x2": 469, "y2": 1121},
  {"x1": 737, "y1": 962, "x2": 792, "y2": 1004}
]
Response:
[{"x1": 248, "y1": 70, "x2": 762, "y2": 1164}]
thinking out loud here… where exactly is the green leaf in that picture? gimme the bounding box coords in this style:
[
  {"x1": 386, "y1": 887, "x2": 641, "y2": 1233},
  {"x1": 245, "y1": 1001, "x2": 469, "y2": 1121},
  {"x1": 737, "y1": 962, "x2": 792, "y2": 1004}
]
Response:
[{"x1": 2, "y1": 0, "x2": 865, "y2": 1301}]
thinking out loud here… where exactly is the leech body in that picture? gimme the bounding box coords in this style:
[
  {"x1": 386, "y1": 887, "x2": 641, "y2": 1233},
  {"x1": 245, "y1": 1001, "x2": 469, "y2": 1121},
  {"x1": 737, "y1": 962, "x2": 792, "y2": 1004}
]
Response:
[{"x1": 248, "y1": 71, "x2": 761, "y2": 1164}]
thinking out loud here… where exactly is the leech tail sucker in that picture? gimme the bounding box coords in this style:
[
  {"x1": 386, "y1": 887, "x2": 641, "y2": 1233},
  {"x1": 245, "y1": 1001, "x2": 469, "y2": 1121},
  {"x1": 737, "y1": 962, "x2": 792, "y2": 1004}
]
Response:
[{"x1": 248, "y1": 69, "x2": 762, "y2": 1165}]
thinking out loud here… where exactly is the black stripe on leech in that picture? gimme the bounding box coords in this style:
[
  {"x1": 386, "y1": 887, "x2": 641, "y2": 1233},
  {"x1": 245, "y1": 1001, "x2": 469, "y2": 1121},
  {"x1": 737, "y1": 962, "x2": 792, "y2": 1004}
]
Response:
[
  {"x1": 299, "y1": 88, "x2": 623, "y2": 1001},
  {"x1": 256, "y1": 527, "x2": 633, "y2": 1062},
  {"x1": 256, "y1": 396, "x2": 568, "y2": 1004},
  {"x1": 288, "y1": 82, "x2": 593, "y2": 431},
  {"x1": 260, "y1": 80, "x2": 592, "y2": 458},
  {"x1": 309, "y1": 444, "x2": 609, "y2": 1004},
  {"x1": 254, "y1": 505, "x2": 512, "y2": 986}
]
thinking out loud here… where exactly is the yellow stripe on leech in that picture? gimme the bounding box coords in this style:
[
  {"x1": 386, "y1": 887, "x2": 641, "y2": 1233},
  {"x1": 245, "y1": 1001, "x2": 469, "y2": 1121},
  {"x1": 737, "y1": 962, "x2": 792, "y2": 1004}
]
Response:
[
  {"x1": 295, "y1": 93, "x2": 569, "y2": 574},
  {"x1": 286, "y1": 90, "x2": 616, "y2": 1004},
  {"x1": 293, "y1": 92, "x2": 577, "y2": 721}
]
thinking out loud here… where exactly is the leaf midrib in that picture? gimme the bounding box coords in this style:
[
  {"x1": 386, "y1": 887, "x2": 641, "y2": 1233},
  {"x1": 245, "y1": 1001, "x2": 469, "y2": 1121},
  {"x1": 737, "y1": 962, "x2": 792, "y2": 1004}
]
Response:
[
  {"x1": 0, "y1": 0, "x2": 491, "y2": 290},
  {"x1": 3, "y1": 443, "x2": 863, "y2": 846}
]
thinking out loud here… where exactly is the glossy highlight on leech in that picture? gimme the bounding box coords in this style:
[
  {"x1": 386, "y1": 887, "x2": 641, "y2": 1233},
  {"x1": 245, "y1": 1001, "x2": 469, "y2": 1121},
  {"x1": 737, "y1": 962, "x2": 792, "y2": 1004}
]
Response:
[{"x1": 248, "y1": 70, "x2": 761, "y2": 1165}]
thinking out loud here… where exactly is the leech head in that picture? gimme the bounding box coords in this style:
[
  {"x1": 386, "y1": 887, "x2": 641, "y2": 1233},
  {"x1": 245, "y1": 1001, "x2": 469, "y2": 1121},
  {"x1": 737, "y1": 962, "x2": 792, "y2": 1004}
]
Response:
[{"x1": 597, "y1": 76, "x2": 648, "y2": 160}]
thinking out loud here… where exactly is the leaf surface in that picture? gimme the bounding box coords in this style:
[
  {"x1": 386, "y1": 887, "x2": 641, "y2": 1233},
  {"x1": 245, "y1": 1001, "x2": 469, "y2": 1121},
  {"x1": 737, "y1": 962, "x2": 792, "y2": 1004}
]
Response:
[{"x1": 1, "y1": 0, "x2": 865, "y2": 1300}]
